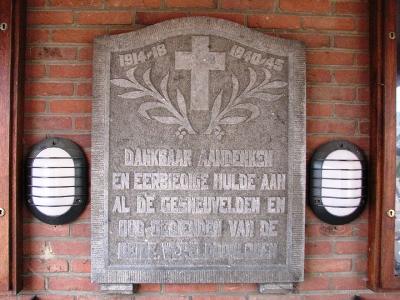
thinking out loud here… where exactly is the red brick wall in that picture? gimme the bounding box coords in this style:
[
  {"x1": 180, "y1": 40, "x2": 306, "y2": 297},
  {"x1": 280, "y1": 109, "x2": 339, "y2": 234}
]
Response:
[{"x1": 17, "y1": 0, "x2": 400, "y2": 299}]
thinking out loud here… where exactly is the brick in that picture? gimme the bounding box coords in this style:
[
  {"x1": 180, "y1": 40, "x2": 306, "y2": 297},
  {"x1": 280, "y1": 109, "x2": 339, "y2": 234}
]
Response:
[
  {"x1": 306, "y1": 204, "x2": 320, "y2": 220},
  {"x1": 26, "y1": 47, "x2": 77, "y2": 61},
  {"x1": 23, "y1": 275, "x2": 46, "y2": 290},
  {"x1": 107, "y1": 0, "x2": 160, "y2": 7},
  {"x1": 50, "y1": 0, "x2": 103, "y2": 6},
  {"x1": 305, "y1": 241, "x2": 332, "y2": 256},
  {"x1": 335, "y1": 2, "x2": 369, "y2": 15},
  {"x1": 335, "y1": 104, "x2": 369, "y2": 119},
  {"x1": 221, "y1": 0, "x2": 273, "y2": 10},
  {"x1": 25, "y1": 82, "x2": 74, "y2": 96},
  {"x1": 72, "y1": 223, "x2": 91, "y2": 237},
  {"x1": 295, "y1": 275, "x2": 330, "y2": 291},
  {"x1": 220, "y1": 283, "x2": 258, "y2": 293},
  {"x1": 20, "y1": 295, "x2": 74, "y2": 300},
  {"x1": 49, "y1": 276, "x2": 99, "y2": 291},
  {"x1": 23, "y1": 240, "x2": 46, "y2": 255},
  {"x1": 25, "y1": 116, "x2": 73, "y2": 131},
  {"x1": 49, "y1": 240, "x2": 91, "y2": 255},
  {"x1": 359, "y1": 208, "x2": 368, "y2": 219},
  {"x1": 24, "y1": 259, "x2": 68, "y2": 273},
  {"x1": 357, "y1": 17, "x2": 369, "y2": 32},
  {"x1": 50, "y1": 100, "x2": 92, "y2": 114},
  {"x1": 75, "y1": 116, "x2": 92, "y2": 130},
  {"x1": 26, "y1": 29, "x2": 51, "y2": 43},
  {"x1": 53, "y1": 29, "x2": 107, "y2": 43},
  {"x1": 306, "y1": 224, "x2": 353, "y2": 237},
  {"x1": 304, "y1": 295, "x2": 354, "y2": 300},
  {"x1": 23, "y1": 223, "x2": 70, "y2": 237},
  {"x1": 344, "y1": 137, "x2": 369, "y2": 151},
  {"x1": 335, "y1": 241, "x2": 368, "y2": 254},
  {"x1": 305, "y1": 258, "x2": 352, "y2": 273},
  {"x1": 77, "y1": 11, "x2": 132, "y2": 25},
  {"x1": 137, "y1": 284, "x2": 162, "y2": 293},
  {"x1": 77, "y1": 204, "x2": 91, "y2": 219},
  {"x1": 164, "y1": 283, "x2": 218, "y2": 293},
  {"x1": 191, "y1": 12, "x2": 245, "y2": 25},
  {"x1": 358, "y1": 87, "x2": 370, "y2": 101},
  {"x1": 357, "y1": 52, "x2": 369, "y2": 66},
  {"x1": 78, "y1": 47, "x2": 94, "y2": 61},
  {"x1": 77, "y1": 83, "x2": 92, "y2": 96},
  {"x1": 307, "y1": 51, "x2": 354, "y2": 65},
  {"x1": 280, "y1": 0, "x2": 331, "y2": 13},
  {"x1": 23, "y1": 197, "x2": 35, "y2": 218},
  {"x1": 354, "y1": 258, "x2": 368, "y2": 272},
  {"x1": 193, "y1": 297, "x2": 246, "y2": 300},
  {"x1": 303, "y1": 16, "x2": 356, "y2": 31},
  {"x1": 57, "y1": 134, "x2": 92, "y2": 148},
  {"x1": 332, "y1": 275, "x2": 367, "y2": 290},
  {"x1": 25, "y1": 100, "x2": 47, "y2": 113},
  {"x1": 23, "y1": 134, "x2": 47, "y2": 148},
  {"x1": 280, "y1": 33, "x2": 330, "y2": 48},
  {"x1": 359, "y1": 295, "x2": 400, "y2": 300},
  {"x1": 110, "y1": 29, "x2": 137, "y2": 35},
  {"x1": 76, "y1": 297, "x2": 132, "y2": 300},
  {"x1": 135, "y1": 11, "x2": 189, "y2": 25},
  {"x1": 84, "y1": 150, "x2": 91, "y2": 162},
  {"x1": 76, "y1": 296, "x2": 132, "y2": 300},
  {"x1": 49, "y1": 65, "x2": 92, "y2": 78},
  {"x1": 249, "y1": 296, "x2": 301, "y2": 300},
  {"x1": 356, "y1": 222, "x2": 368, "y2": 237},
  {"x1": 28, "y1": 0, "x2": 47, "y2": 6},
  {"x1": 165, "y1": 0, "x2": 215, "y2": 8},
  {"x1": 25, "y1": 64, "x2": 46, "y2": 78},
  {"x1": 72, "y1": 259, "x2": 91, "y2": 273},
  {"x1": 307, "y1": 86, "x2": 356, "y2": 101},
  {"x1": 27, "y1": 11, "x2": 74, "y2": 25},
  {"x1": 307, "y1": 68, "x2": 331, "y2": 83},
  {"x1": 248, "y1": 15, "x2": 301, "y2": 30},
  {"x1": 136, "y1": 297, "x2": 189, "y2": 300},
  {"x1": 306, "y1": 136, "x2": 334, "y2": 151},
  {"x1": 307, "y1": 119, "x2": 356, "y2": 134},
  {"x1": 359, "y1": 121, "x2": 370, "y2": 135},
  {"x1": 334, "y1": 35, "x2": 369, "y2": 50}
]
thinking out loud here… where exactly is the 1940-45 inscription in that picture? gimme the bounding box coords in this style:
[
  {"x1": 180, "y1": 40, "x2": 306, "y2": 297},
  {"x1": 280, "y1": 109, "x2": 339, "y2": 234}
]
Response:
[{"x1": 91, "y1": 17, "x2": 305, "y2": 293}]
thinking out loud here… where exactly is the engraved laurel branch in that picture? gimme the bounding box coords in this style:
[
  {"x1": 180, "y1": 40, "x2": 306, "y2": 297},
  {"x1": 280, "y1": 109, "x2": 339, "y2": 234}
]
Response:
[
  {"x1": 111, "y1": 67, "x2": 287, "y2": 140},
  {"x1": 111, "y1": 67, "x2": 197, "y2": 136},
  {"x1": 205, "y1": 68, "x2": 287, "y2": 138}
]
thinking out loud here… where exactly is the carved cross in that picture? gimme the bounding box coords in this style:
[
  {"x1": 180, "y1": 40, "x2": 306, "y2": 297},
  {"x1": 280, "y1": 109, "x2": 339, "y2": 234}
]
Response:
[{"x1": 175, "y1": 36, "x2": 226, "y2": 111}]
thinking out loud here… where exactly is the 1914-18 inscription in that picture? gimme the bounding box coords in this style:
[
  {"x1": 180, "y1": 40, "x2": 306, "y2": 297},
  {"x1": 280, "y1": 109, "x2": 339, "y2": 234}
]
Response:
[{"x1": 91, "y1": 17, "x2": 305, "y2": 294}]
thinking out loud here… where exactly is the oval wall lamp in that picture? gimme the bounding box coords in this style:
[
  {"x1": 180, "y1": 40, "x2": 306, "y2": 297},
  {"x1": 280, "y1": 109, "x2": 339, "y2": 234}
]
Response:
[
  {"x1": 309, "y1": 140, "x2": 367, "y2": 225},
  {"x1": 25, "y1": 137, "x2": 88, "y2": 225}
]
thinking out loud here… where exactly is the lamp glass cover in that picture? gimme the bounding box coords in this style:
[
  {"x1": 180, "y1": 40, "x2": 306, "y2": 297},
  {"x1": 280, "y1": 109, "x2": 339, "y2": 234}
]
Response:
[
  {"x1": 31, "y1": 147, "x2": 75, "y2": 216},
  {"x1": 321, "y1": 149, "x2": 362, "y2": 217}
]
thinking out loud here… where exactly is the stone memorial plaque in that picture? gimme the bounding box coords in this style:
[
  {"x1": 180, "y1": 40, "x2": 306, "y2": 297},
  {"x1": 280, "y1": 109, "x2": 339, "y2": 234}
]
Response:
[{"x1": 91, "y1": 17, "x2": 305, "y2": 293}]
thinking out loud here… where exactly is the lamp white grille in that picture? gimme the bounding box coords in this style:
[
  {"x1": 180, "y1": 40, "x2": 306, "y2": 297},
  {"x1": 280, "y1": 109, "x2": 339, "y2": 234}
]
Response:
[{"x1": 31, "y1": 148, "x2": 75, "y2": 216}]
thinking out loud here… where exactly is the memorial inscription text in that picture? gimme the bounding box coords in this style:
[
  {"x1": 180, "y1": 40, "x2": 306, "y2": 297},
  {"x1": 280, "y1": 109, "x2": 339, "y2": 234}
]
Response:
[{"x1": 110, "y1": 146, "x2": 287, "y2": 265}]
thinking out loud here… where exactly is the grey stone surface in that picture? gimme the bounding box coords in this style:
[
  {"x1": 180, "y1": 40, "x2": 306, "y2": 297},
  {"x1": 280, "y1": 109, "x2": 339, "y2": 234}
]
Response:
[
  {"x1": 259, "y1": 283, "x2": 294, "y2": 294},
  {"x1": 100, "y1": 284, "x2": 137, "y2": 294},
  {"x1": 91, "y1": 17, "x2": 306, "y2": 289}
]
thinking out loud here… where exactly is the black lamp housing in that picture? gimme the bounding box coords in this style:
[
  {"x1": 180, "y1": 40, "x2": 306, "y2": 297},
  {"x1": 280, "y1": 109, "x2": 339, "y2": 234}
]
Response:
[
  {"x1": 309, "y1": 140, "x2": 367, "y2": 225},
  {"x1": 25, "y1": 137, "x2": 88, "y2": 225}
]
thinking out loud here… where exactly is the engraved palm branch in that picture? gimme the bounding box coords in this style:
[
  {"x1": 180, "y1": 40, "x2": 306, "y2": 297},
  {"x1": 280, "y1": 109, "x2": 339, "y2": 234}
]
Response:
[
  {"x1": 111, "y1": 67, "x2": 197, "y2": 134},
  {"x1": 204, "y1": 67, "x2": 287, "y2": 135}
]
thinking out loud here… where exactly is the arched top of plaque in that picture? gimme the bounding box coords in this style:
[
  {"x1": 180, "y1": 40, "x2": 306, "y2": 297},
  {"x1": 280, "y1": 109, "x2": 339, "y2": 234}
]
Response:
[
  {"x1": 95, "y1": 17, "x2": 304, "y2": 53},
  {"x1": 92, "y1": 17, "x2": 306, "y2": 293}
]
